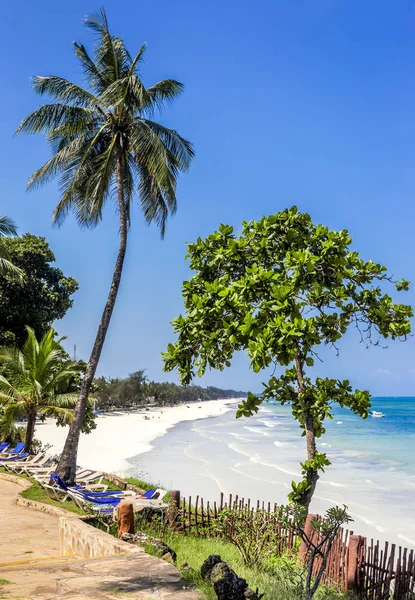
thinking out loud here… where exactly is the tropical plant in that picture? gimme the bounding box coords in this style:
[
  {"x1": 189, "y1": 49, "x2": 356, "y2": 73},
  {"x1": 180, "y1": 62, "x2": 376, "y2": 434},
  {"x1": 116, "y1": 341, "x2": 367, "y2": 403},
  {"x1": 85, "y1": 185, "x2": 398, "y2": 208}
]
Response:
[
  {"x1": 0, "y1": 326, "x2": 81, "y2": 452},
  {"x1": 0, "y1": 234, "x2": 78, "y2": 346},
  {"x1": 163, "y1": 207, "x2": 413, "y2": 509},
  {"x1": 0, "y1": 217, "x2": 23, "y2": 282},
  {"x1": 281, "y1": 504, "x2": 353, "y2": 600},
  {"x1": 16, "y1": 9, "x2": 194, "y2": 480}
]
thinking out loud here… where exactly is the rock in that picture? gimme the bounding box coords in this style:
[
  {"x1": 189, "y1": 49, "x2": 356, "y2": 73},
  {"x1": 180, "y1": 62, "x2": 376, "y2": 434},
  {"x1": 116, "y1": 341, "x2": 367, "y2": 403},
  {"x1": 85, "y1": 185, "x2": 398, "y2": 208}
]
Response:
[
  {"x1": 210, "y1": 562, "x2": 247, "y2": 600},
  {"x1": 201, "y1": 554, "x2": 222, "y2": 580},
  {"x1": 136, "y1": 506, "x2": 166, "y2": 523},
  {"x1": 120, "y1": 531, "x2": 177, "y2": 563},
  {"x1": 163, "y1": 552, "x2": 175, "y2": 564},
  {"x1": 201, "y1": 555, "x2": 263, "y2": 600}
]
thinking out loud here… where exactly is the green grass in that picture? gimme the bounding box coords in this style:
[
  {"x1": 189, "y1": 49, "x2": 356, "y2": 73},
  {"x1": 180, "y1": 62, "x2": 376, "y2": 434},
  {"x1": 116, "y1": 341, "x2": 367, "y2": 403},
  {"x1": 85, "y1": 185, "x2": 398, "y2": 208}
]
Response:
[
  {"x1": 0, "y1": 580, "x2": 13, "y2": 585},
  {"x1": 124, "y1": 476, "x2": 157, "y2": 492},
  {"x1": 135, "y1": 520, "x2": 355, "y2": 600},
  {"x1": 0, "y1": 467, "x2": 87, "y2": 515},
  {"x1": 109, "y1": 588, "x2": 133, "y2": 597},
  {"x1": 19, "y1": 478, "x2": 86, "y2": 515},
  {"x1": 0, "y1": 468, "x2": 131, "y2": 516}
]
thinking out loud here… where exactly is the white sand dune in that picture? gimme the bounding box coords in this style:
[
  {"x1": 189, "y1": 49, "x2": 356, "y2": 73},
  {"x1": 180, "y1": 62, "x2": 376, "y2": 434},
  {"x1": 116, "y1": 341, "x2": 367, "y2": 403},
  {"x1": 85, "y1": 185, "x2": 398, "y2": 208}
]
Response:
[{"x1": 33, "y1": 399, "x2": 238, "y2": 475}]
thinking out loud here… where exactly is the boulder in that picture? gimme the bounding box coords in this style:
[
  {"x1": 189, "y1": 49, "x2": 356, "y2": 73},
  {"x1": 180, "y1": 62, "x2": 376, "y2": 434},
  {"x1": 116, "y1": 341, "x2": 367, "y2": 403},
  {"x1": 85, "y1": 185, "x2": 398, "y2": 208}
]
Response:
[
  {"x1": 136, "y1": 506, "x2": 166, "y2": 523},
  {"x1": 201, "y1": 554, "x2": 222, "y2": 580},
  {"x1": 201, "y1": 555, "x2": 263, "y2": 600},
  {"x1": 120, "y1": 531, "x2": 177, "y2": 563}
]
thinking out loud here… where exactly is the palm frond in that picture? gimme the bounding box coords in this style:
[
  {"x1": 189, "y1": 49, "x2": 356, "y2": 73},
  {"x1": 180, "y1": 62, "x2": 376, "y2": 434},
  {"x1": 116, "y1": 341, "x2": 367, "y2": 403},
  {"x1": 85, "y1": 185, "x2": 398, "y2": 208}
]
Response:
[
  {"x1": 1, "y1": 401, "x2": 28, "y2": 436},
  {"x1": 74, "y1": 42, "x2": 107, "y2": 94},
  {"x1": 15, "y1": 105, "x2": 98, "y2": 136},
  {"x1": 0, "y1": 216, "x2": 18, "y2": 238},
  {"x1": 136, "y1": 163, "x2": 172, "y2": 239},
  {"x1": 140, "y1": 119, "x2": 194, "y2": 171},
  {"x1": 32, "y1": 76, "x2": 99, "y2": 107},
  {"x1": 0, "y1": 257, "x2": 24, "y2": 282},
  {"x1": 27, "y1": 131, "x2": 96, "y2": 190},
  {"x1": 39, "y1": 406, "x2": 73, "y2": 424},
  {"x1": 144, "y1": 79, "x2": 184, "y2": 114}
]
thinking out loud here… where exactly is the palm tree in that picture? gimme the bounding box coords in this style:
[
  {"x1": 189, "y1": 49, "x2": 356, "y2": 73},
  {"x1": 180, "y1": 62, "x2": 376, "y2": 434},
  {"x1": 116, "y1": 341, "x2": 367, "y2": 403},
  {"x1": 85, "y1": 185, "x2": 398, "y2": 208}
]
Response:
[
  {"x1": 0, "y1": 327, "x2": 80, "y2": 452},
  {"x1": 16, "y1": 10, "x2": 194, "y2": 481},
  {"x1": 0, "y1": 217, "x2": 23, "y2": 281}
]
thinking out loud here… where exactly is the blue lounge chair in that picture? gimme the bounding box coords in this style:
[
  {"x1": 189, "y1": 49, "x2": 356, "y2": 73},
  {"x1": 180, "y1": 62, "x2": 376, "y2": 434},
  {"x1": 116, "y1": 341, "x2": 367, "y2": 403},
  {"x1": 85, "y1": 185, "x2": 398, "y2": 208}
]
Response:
[
  {"x1": 1, "y1": 442, "x2": 25, "y2": 455},
  {"x1": 141, "y1": 489, "x2": 158, "y2": 499},
  {"x1": 0, "y1": 442, "x2": 10, "y2": 453},
  {"x1": 0, "y1": 452, "x2": 29, "y2": 462},
  {"x1": 49, "y1": 473, "x2": 125, "y2": 498}
]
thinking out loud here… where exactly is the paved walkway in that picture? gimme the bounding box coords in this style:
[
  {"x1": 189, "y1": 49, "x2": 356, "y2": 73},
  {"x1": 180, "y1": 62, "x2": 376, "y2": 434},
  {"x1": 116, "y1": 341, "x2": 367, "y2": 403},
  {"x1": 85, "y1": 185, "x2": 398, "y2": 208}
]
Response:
[
  {"x1": 0, "y1": 478, "x2": 61, "y2": 562},
  {"x1": 0, "y1": 478, "x2": 201, "y2": 600}
]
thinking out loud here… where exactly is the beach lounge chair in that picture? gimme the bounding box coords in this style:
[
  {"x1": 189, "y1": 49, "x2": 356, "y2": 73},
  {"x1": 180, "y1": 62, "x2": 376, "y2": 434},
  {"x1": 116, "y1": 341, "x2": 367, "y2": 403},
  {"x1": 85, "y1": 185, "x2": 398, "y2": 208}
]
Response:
[
  {"x1": 0, "y1": 448, "x2": 29, "y2": 462},
  {"x1": 140, "y1": 489, "x2": 158, "y2": 499},
  {"x1": 67, "y1": 490, "x2": 121, "y2": 514},
  {"x1": 31, "y1": 465, "x2": 101, "y2": 484},
  {"x1": 3, "y1": 453, "x2": 47, "y2": 473},
  {"x1": 0, "y1": 442, "x2": 25, "y2": 456},
  {"x1": 154, "y1": 488, "x2": 168, "y2": 502},
  {"x1": 138, "y1": 489, "x2": 167, "y2": 500},
  {"x1": 43, "y1": 476, "x2": 133, "y2": 508},
  {"x1": 74, "y1": 471, "x2": 104, "y2": 486},
  {"x1": 50, "y1": 473, "x2": 136, "y2": 497},
  {"x1": 0, "y1": 442, "x2": 10, "y2": 453},
  {"x1": 17, "y1": 454, "x2": 54, "y2": 475}
]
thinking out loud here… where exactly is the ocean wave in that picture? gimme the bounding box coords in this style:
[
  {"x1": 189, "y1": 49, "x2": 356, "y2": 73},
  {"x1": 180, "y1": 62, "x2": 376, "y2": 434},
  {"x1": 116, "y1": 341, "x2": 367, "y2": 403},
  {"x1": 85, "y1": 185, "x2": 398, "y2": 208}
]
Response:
[
  {"x1": 243, "y1": 426, "x2": 270, "y2": 437},
  {"x1": 398, "y1": 533, "x2": 415, "y2": 546},
  {"x1": 258, "y1": 418, "x2": 279, "y2": 428}
]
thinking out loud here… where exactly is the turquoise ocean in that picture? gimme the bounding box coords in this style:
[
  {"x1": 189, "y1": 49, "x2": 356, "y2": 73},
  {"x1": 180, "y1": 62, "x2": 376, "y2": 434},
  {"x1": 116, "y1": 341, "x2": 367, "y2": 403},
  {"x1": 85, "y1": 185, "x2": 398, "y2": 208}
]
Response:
[{"x1": 129, "y1": 397, "x2": 415, "y2": 549}]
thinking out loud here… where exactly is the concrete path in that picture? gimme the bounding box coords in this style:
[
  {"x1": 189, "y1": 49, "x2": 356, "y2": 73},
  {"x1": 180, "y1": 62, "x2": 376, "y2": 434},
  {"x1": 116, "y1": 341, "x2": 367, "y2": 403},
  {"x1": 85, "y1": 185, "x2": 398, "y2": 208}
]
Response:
[
  {"x1": 0, "y1": 478, "x2": 61, "y2": 562},
  {"x1": 0, "y1": 478, "x2": 202, "y2": 599},
  {"x1": 0, "y1": 553, "x2": 201, "y2": 599}
]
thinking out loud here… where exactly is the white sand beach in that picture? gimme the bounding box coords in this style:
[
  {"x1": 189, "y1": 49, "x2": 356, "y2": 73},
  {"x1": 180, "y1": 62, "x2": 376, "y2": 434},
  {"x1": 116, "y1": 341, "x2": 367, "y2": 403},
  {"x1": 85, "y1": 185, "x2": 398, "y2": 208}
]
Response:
[{"x1": 33, "y1": 399, "x2": 238, "y2": 475}]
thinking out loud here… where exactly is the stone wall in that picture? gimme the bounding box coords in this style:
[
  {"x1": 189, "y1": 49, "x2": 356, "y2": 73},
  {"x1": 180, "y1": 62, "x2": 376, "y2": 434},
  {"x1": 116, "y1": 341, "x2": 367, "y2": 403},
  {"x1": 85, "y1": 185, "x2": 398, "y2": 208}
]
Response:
[{"x1": 59, "y1": 515, "x2": 143, "y2": 559}]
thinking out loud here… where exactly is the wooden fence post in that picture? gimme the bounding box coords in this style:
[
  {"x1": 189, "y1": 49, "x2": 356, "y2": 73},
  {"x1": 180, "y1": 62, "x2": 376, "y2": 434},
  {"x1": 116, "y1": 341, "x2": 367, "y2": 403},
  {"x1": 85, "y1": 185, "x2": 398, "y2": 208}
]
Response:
[
  {"x1": 169, "y1": 490, "x2": 181, "y2": 529},
  {"x1": 347, "y1": 535, "x2": 362, "y2": 592},
  {"x1": 299, "y1": 513, "x2": 317, "y2": 563}
]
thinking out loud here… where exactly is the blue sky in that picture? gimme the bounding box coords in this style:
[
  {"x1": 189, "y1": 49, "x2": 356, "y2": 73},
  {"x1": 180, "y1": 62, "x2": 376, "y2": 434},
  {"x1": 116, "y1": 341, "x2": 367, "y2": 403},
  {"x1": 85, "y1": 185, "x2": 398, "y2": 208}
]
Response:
[{"x1": 1, "y1": 0, "x2": 415, "y2": 394}]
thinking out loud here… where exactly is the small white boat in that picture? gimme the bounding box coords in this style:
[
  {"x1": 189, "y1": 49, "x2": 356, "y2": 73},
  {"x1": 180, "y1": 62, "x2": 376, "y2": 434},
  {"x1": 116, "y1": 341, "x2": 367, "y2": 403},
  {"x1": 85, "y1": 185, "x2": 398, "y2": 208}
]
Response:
[{"x1": 371, "y1": 411, "x2": 386, "y2": 418}]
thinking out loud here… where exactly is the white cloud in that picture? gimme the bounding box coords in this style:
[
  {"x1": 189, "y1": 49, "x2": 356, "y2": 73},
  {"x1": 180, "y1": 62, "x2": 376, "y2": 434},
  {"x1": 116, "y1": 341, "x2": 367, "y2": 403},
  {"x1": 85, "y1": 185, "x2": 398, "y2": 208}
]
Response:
[{"x1": 376, "y1": 368, "x2": 399, "y2": 380}]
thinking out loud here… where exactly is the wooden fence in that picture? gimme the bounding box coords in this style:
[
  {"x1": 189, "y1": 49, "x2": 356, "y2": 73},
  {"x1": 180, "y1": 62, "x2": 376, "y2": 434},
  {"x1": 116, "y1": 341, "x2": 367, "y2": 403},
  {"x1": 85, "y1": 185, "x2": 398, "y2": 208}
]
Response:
[{"x1": 169, "y1": 492, "x2": 415, "y2": 600}]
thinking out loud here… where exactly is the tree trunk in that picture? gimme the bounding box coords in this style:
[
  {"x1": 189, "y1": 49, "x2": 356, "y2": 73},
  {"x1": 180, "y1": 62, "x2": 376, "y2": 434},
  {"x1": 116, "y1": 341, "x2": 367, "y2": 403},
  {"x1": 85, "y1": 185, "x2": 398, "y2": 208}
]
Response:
[
  {"x1": 24, "y1": 406, "x2": 37, "y2": 454},
  {"x1": 56, "y1": 148, "x2": 128, "y2": 483},
  {"x1": 294, "y1": 348, "x2": 319, "y2": 511}
]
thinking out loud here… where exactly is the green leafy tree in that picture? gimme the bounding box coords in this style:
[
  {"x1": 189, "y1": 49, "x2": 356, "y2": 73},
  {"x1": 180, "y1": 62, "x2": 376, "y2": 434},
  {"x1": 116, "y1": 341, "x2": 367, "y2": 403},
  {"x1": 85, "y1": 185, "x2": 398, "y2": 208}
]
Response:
[
  {"x1": 0, "y1": 217, "x2": 23, "y2": 282},
  {"x1": 0, "y1": 327, "x2": 81, "y2": 452},
  {"x1": 0, "y1": 234, "x2": 78, "y2": 346},
  {"x1": 163, "y1": 207, "x2": 412, "y2": 509},
  {"x1": 16, "y1": 9, "x2": 193, "y2": 481}
]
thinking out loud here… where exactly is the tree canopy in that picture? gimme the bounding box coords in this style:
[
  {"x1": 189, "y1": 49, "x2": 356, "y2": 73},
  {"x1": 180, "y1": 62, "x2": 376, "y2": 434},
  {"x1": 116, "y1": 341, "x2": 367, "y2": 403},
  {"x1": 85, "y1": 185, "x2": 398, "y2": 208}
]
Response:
[
  {"x1": 163, "y1": 207, "x2": 413, "y2": 508},
  {"x1": 0, "y1": 234, "x2": 78, "y2": 346},
  {"x1": 0, "y1": 327, "x2": 81, "y2": 452},
  {"x1": 93, "y1": 370, "x2": 246, "y2": 410}
]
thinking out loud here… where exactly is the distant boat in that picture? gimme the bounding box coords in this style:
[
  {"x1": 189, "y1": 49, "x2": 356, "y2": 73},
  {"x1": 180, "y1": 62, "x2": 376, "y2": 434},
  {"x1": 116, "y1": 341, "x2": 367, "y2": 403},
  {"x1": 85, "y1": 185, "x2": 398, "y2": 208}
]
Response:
[{"x1": 371, "y1": 411, "x2": 386, "y2": 418}]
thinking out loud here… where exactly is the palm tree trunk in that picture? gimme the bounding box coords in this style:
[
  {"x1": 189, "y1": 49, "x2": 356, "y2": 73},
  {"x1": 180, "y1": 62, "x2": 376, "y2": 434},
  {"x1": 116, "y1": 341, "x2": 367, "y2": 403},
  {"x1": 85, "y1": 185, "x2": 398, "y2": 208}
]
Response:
[
  {"x1": 24, "y1": 406, "x2": 37, "y2": 454},
  {"x1": 295, "y1": 348, "x2": 319, "y2": 511},
  {"x1": 56, "y1": 148, "x2": 128, "y2": 483}
]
